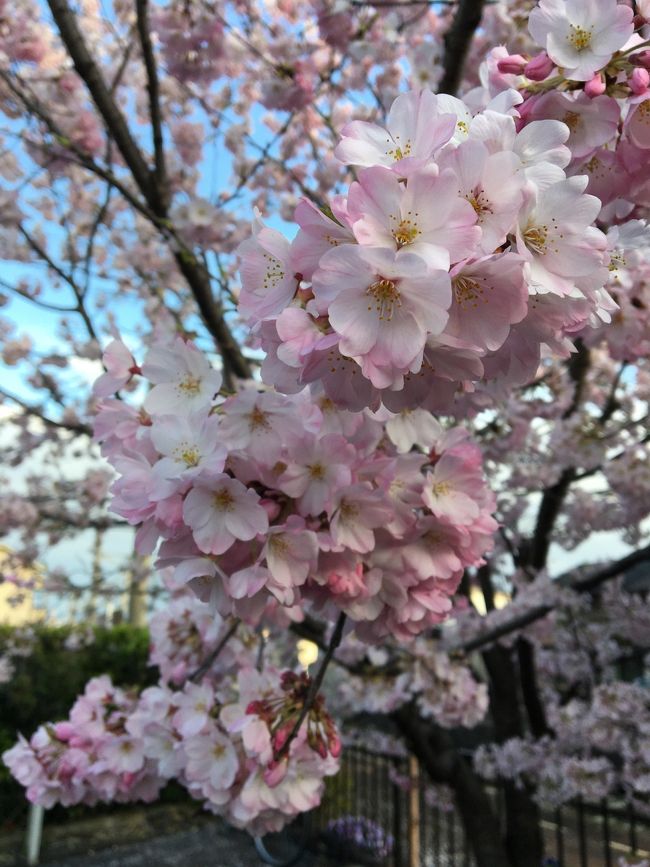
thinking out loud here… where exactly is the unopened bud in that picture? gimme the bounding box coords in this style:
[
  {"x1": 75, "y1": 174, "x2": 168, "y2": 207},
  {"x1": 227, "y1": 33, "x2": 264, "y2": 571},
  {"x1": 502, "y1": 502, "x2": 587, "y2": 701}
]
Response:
[
  {"x1": 246, "y1": 700, "x2": 263, "y2": 715},
  {"x1": 524, "y1": 52, "x2": 554, "y2": 82},
  {"x1": 497, "y1": 53, "x2": 528, "y2": 75},
  {"x1": 631, "y1": 50, "x2": 650, "y2": 70},
  {"x1": 329, "y1": 733, "x2": 342, "y2": 758},
  {"x1": 272, "y1": 721, "x2": 294, "y2": 752},
  {"x1": 259, "y1": 498, "x2": 282, "y2": 522},
  {"x1": 584, "y1": 73, "x2": 606, "y2": 98},
  {"x1": 630, "y1": 67, "x2": 650, "y2": 96},
  {"x1": 264, "y1": 757, "x2": 288, "y2": 787},
  {"x1": 53, "y1": 721, "x2": 74, "y2": 741}
]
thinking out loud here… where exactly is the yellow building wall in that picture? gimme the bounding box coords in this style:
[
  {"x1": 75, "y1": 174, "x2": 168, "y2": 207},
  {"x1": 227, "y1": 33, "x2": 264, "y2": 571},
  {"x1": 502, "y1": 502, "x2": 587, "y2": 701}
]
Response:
[{"x1": 0, "y1": 546, "x2": 45, "y2": 626}]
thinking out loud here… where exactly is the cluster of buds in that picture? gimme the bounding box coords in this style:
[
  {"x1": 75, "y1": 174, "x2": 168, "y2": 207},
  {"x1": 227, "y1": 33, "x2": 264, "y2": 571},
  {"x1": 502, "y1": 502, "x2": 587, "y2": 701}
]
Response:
[{"x1": 248, "y1": 670, "x2": 341, "y2": 768}]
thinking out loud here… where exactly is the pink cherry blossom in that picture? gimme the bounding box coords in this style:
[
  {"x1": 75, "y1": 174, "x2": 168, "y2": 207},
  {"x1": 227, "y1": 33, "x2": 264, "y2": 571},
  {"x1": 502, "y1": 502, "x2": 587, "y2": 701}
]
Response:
[
  {"x1": 183, "y1": 476, "x2": 269, "y2": 555},
  {"x1": 445, "y1": 254, "x2": 528, "y2": 353},
  {"x1": 142, "y1": 338, "x2": 222, "y2": 415},
  {"x1": 150, "y1": 413, "x2": 227, "y2": 489},
  {"x1": 93, "y1": 339, "x2": 139, "y2": 398},
  {"x1": 277, "y1": 433, "x2": 354, "y2": 515},
  {"x1": 528, "y1": 0, "x2": 634, "y2": 82},
  {"x1": 516, "y1": 176, "x2": 607, "y2": 296},
  {"x1": 312, "y1": 244, "x2": 451, "y2": 389},
  {"x1": 238, "y1": 212, "x2": 298, "y2": 324},
  {"x1": 330, "y1": 484, "x2": 392, "y2": 553},
  {"x1": 334, "y1": 89, "x2": 456, "y2": 175},
  {"x1": 346, "y1": 166, "x2": 480, "y2": 268}
]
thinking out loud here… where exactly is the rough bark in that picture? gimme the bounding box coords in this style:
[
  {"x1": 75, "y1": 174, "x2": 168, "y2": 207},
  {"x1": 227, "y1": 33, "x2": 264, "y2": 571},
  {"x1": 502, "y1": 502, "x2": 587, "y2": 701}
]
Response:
[
  {"x1": 438, "y1": 0, "x2": 488, "y2": 95},
  {"x1": 482, "y1": 646, "x2": 544, "y2": 867},
  {"x1": 394, "y1": 707, "x2": 514, "y2": 867}
]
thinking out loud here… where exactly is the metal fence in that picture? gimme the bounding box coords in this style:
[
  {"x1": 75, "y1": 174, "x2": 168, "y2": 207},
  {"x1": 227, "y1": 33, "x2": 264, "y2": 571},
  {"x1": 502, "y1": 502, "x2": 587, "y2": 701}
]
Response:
[{"x1": 310, "y1": 746, "x2": 650, "y2": 867}]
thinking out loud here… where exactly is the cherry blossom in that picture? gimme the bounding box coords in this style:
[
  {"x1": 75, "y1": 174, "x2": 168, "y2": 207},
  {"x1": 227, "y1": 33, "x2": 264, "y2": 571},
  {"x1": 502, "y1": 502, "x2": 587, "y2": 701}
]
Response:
[{"x1": 528, "y1": 0, "x2": 634, "y2": 81}]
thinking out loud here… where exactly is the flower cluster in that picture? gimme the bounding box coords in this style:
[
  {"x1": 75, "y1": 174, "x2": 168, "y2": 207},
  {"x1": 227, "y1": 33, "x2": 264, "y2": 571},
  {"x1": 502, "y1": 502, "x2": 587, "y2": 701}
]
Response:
[
  {"x1": 331, "y1": 634, "x2": 487, "y2": 730},
  {"x1": 237, "y1": 82, "x2": 618, "y2": 412},
  {"x1": 410, "y1": 644, "x2": 489, "y2": 728},
  {"x1": 474, "y1": 681, "x2": 650, "y2": 810},
  {"x1": 148, "y1": 589, "x2": 253, "y2": 686},
  {"x1": 1, "y1": 676, "x2": 165, "y2": 808},
  {"x1": 94, "y1": 336, "x2": 497, "y2": 642},
  {"x1": 2, "y1": 661, "x2": 341, "y2": 835}
]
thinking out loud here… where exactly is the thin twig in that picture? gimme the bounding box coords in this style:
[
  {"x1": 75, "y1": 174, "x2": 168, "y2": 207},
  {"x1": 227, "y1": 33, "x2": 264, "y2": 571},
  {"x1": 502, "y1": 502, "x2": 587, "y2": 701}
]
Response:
[
  {"x1": 275, "y1": 612, "x2": 346, "y2": 760},
  {"x1": 189, "y1": 619, "x2": 241, "y2": 683}
]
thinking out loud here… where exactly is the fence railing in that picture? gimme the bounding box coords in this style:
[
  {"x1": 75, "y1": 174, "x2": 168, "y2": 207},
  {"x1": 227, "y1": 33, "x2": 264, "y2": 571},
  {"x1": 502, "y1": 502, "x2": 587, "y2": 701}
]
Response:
[
  {"x1": 310, "y1": 746, "x2": 650, "y2": 867},
  {"x1": 5, "y1": 745, "x2": 650, "y2": 866}
]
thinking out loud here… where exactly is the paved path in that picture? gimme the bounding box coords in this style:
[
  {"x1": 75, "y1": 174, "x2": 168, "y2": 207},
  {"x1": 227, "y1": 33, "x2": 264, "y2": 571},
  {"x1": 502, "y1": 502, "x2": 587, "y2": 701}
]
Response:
[{"x1": 44, "y1": 822, "x2": 343, "y2": 867}]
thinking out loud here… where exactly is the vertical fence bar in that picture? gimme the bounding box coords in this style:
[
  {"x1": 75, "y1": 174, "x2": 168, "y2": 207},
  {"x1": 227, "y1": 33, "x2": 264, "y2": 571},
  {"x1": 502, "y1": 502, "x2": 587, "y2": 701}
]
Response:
[
  {"x1": 601, "y1": 799, "x2": 612, "y2": 867},
  {"x1": 577, "y1": 799, "x2": 588, "y2": 867},
  {"x1": 394, "y1": 759, "x2": 403, "y2": 867},
  {"x1": 26, "y1": 803, "x2": 44, "y2": 867},
  {"x1": 408, "y1": 755, "x2": 420, "y2": 867},
  {"x1": 628, "y1": 801, "x2": 638, "y2": 855},
  {"x1": 555, "y1": 806, "x2": 565, "y2": 866},
  {"x1": 433, "y1": 804, "x2": 440, "y2": 864},
  {"x1": 448, "y1": 806, "x2": 456, "y2": 867},
  {"x1": 355, "y1": 748, "x2": 360, "y2": 821}
]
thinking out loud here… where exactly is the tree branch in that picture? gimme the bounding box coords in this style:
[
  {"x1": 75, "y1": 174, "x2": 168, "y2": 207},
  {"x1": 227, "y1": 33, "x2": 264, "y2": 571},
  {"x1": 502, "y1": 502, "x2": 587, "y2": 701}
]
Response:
[
  {"x1": 1, "y1": 71, "x2": 251, "y2": 379},
  {"x1": 438, "y1": 0, "x2": 487, "y2": 95},
  {"x1": 458, "y1": 544, "x2": 650, "y2": 654},
  {"x1": 135, "y1": 0, "x2": 168, "y2": 208},
  {"x1": 19, "y1": 227, "x2": 98, "y2": 340},
  {"x1": 0, "y1": 386, "x2": 92, "y2": 436},
  {"x1": 46, "y1": 0, "x2": 159, "y2": 209},
  {"x1": 189, "y1": 619, "x2": 241, "y2": 683}
]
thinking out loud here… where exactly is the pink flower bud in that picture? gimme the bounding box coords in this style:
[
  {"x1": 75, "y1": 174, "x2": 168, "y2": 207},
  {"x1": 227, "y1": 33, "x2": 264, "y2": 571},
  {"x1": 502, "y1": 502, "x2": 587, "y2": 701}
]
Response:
[
  {"x1": 264, "y1": 758, "x2": 288, "y2": 787},
  {"x1": 53, "y1": 722, "x2": 74, "y2": 741},
  {"x1": 259, "y1": 498, "x2": 281, "y2": 522},
  {"x1": 272, "y1": 721, "x2": 294, "y2": 752},
  {"x1": 328, "y1": 733, "x2": 342, "y2": 758},
  {"x1": 497, "y1": 54, "x2": 528, "y2": 75},
  {"x1": 630, "y1": 67, "x2": 650, "y2": 96},
  {"x1": 170, "y1": 662, "x2": 186, "y2": 684},
  {"x1": 515, "y1": 94, "x2": 542, "y2": 126},
  {"x1": 584, "y1": 73, "x2": 606, "y2": 98},
  {"x1": 524, "y1": 52, "x2": 555, "y2": 82},
  {"x1": 631, "y1": 50, "x2": 650, "y2": 70},
  {"x1": 246, "y1": 700, "x2": 263, "y2": 715}
]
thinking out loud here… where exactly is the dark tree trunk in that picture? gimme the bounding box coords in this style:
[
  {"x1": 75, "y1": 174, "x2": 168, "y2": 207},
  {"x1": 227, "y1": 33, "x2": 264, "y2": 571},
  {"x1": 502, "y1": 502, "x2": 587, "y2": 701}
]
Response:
[
  {"x1": 482, "y1": 646, "x2": 545, "y2": 867},
  {"x1": 393, "y1": 707, "x2": 514, "y2": 867}
]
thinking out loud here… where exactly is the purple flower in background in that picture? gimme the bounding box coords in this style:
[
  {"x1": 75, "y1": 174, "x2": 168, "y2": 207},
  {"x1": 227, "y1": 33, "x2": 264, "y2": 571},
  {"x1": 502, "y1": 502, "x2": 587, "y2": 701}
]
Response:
[{"x1": 326, "y1": 815, "x2": 394, "y2": 859}]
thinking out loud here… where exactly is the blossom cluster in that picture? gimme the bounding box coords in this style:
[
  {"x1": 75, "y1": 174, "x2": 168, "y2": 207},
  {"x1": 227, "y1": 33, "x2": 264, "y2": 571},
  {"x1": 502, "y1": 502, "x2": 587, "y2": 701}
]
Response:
[
  {"x1": 237, "y1": 0, "x2": 650, "y2": 415},
  {"x1": 333, "y1": 636, "x2": 488, "y2": 730},
  {"x1": 2, "y1": 676, "x2": 165, "y2": 808},
  {"x1": 238, "y1": 85, "x2": 617, "y2": 412},
  {"x1": 94, "y1": 336, "x2": 497, "y2": 642},
  {"x1": 474, "y1": 681, "x2": 650, "y2": 810},
  {"x1": 2, "y1": 660, "x2": 340, "y2": 835}
]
